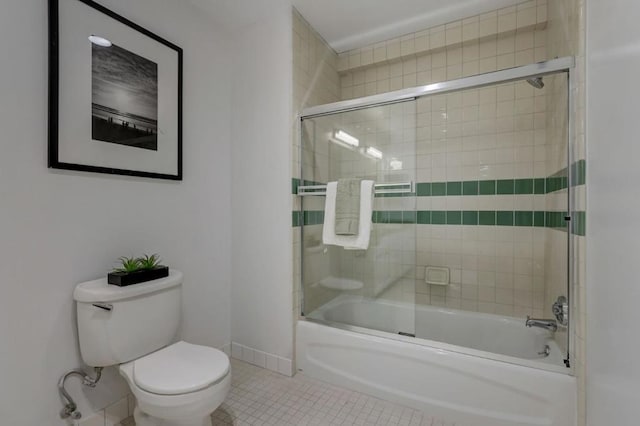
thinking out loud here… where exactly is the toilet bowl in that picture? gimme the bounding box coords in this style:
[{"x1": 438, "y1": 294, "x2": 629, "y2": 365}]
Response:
[
  {"x1": 119, "y1": 341, "x2": 231, "y2": 426},
  {"x1": 74, "y1": 270, "x2": 231, "y2": 426}
]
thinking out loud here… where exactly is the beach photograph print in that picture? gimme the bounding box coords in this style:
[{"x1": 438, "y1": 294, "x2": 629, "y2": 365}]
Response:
[{"x1": 91, "y1": 42, "x2": 158, "y2": 150}]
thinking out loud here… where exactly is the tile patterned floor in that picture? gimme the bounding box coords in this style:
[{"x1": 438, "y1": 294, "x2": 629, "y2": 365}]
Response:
[{"x1": 123, "y1": 359, "x2": 457, "y2": 426}]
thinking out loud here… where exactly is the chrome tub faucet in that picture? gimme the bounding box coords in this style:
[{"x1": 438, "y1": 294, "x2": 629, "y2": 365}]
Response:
[{"x1": 525, "y1": 316, "x2": 558, "y2": 332}]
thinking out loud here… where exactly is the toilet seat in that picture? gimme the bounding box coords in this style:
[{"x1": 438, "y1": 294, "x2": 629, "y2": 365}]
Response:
[
  {"x1": 120, "y1": 358, "x2": 231, "y2": 426},
  {"x1": 133, "y1": 341, "x2": 230, "y2": 395}
]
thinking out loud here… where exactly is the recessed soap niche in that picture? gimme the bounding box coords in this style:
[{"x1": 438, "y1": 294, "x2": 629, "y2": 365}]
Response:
[{"x1": 425, "y1": 266, "x2": 450, "y2": 286}]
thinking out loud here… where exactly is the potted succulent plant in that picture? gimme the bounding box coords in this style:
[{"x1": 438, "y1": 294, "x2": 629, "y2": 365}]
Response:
[{"x1": 107, "y1": 253, "x2": 169, "y2": 286}]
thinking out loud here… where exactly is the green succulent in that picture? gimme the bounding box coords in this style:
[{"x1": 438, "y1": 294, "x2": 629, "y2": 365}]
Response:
[
  {"x1": 114, "y1": 256, "x2": 142, "y2": 273},
  {"x1": 138, "y1": 253, "x2": 161, "y2": 270}
]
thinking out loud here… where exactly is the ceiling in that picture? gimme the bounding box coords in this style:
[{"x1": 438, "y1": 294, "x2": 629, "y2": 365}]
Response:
[
  {"x1": 186, "y1": 0, "x2": 525, "y2": 53},
  {"x1": 291, "y1": 0, "x2": 523, "y2": 52},
  {"x1": 186, "y1": 0, "x2": 281, "y2": 31}
]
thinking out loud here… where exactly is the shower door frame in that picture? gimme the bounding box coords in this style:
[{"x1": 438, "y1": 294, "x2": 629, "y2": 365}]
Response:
[{"x1": 298, "y1": 56, "x2": 577, "y2": 374}]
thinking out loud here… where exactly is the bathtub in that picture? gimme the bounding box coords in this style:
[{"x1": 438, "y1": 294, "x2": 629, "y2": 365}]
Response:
[
  {"x1": 306, "y1": 295, "x2": 564, "y2": 363},
  {"x1": 297, "y1": 295, "x2": 576, "y2": 426}
]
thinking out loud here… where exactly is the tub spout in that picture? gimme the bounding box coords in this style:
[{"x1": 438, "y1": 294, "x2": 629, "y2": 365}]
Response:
[{"x1": 525, "y1": 316, "x2": 558, "y2": 332}]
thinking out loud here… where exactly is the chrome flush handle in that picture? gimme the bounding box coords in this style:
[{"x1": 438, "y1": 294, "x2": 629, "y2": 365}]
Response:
[{"x1": 92, "y1": 303, "x2": 113, "y2": 311}]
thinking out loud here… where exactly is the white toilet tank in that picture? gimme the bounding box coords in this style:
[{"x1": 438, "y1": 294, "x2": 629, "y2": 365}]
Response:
[{"x1": 74, "y1": 270, "x2": 183, "y2": 367}]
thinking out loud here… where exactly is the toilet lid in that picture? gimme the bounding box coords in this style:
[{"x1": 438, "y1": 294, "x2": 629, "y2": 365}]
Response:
[{"x1": 133, "y1": 341, "x2": 230, "y2": 395}]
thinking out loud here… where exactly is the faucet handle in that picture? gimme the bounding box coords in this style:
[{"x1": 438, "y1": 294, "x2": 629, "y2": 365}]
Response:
[{"x1": 552, "y1": 295, "x2": 569, "y2": 326}]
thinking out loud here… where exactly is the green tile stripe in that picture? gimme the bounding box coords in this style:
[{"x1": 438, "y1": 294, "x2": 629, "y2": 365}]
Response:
[
  {"x1": 427, "y1": 178, "x2": 538, "y2": 195},
  {"x1": 572, "y1": 211, "x2": 586, "y2": 236},
  {"x1": 291, "y1": 210, "x2": 325, "y2": 226},
  {"x1": 410, "y1": 211, "x2": 531, "y2": 226},
  {"x1": 293, "y1": 161, "x2": 585, "y2": 196},
  {"x1": 544, "y1": 159, "x2": 587, "y2": 194},
  {"x1": 296, "y1": 210, "x2": 324, "y2": 226},
  {"x1": 413, "y1": 161, "x2": 586, "y2": 197},
  {"x1": 545, "y1": 211, "x2": 567, "y2": 228},
  {"x1": 414, "y1": 170, "x2": 585, "y2": 198},
  {"x1": 545, "y1": 176, "x2": 567, "y2": 193},
  {"x1": 292, "y1": 209, "x2": 585, "y2": 235},
  {"x1": 415, "y1": 178, "x2": 551, "y2": 196},
  {"x1": 292, "y1": 160, "x2": 585, "y2": 197},
  {"x1": 572, "y1": 159, "x2": 587, "y2": 186},
  {"x1": 292, "y1": 211, "x2": 301, "y2": 227}
]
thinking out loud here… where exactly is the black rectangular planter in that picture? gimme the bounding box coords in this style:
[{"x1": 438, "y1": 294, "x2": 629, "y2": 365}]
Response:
[{"x1": 108, "y1": 266, "x2": 169, "y2": 286}]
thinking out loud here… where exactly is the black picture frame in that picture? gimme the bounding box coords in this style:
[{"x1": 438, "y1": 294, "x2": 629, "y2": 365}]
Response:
[{"x1": 48, "y1": 0, "x2": 183, "y2": 180}]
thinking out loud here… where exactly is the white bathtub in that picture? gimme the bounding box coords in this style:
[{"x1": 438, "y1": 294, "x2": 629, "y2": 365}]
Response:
[
  {"x1": 297, "y1": 296, "x2": 576, "y2": 426},
  {"x1": 306, "y1": 295, "x2": 563, "y2": 363}
]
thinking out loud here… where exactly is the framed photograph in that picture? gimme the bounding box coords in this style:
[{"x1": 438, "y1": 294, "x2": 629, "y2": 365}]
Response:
[{"x1": 48, "y1": 0, "x2": 183, "y2": 180}]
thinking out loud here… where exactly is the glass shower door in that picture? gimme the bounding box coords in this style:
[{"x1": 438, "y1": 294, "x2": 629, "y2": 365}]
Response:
[
  {"x1": 299, "y1": 63, "x2": 572, "y2": 370},
  {"x1": 409, "y1": 74, "x2": 570, "y2": 368},
  {"x1": 300, "y1": 100, "x2": 417, "y2": 337}
]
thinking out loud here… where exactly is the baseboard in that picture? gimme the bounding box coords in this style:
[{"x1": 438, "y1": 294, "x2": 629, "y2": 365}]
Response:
[
  {"x1": 77, "y1": 394, "x2": 134, "y2": 426},
  {"x1": 220, "y1": 342, "x2": 231, "y2": 356},
  {"x1": 230, "y1": 342, "x2": 293, "y2": 376}
]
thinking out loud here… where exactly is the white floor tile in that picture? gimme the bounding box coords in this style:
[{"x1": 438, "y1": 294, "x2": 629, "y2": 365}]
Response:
[{"x1": 120, "y1": 359, "x2": 450, "y2": 426}]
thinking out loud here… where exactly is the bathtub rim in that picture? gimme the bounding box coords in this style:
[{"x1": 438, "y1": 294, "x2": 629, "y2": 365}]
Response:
[
  {"x1": 308, "y1": 293, "x2": 556, "y2": 335},
  {"x1": 298, "y1": 315, "x2": 572, "y2": 375}
]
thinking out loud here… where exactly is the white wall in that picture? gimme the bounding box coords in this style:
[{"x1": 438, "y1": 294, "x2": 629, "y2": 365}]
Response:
[
  {"x1": 586, "y1": 1, "x2": 640, "y2": 424},
  {"x1": 230, "y1": 0, "x2": 294, "y2": 364},
  {"x1": 0, "y1": 0, "x2": 232, "y2": 424}
]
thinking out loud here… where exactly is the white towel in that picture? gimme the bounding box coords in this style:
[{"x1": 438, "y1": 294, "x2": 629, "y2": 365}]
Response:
[{"x1": 322, "y1": 180, "x2": 374, "y2": 250}]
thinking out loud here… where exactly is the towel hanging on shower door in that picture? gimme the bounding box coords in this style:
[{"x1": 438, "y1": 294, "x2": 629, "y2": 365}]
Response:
[
  {"x1": 334, "y1": 178, "x2": 362, "y2": 236},
  {"x1": 322, "y1": 180, "x2": 374, "y2": 250}
]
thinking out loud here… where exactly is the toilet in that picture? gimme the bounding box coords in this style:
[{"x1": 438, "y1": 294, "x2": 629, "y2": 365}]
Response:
[{"x1": 74, "y1": 270, "x2": 230, "y2": 426}]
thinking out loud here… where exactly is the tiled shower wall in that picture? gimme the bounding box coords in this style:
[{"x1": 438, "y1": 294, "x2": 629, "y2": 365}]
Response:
[
  {"x1": 291, "y1": 9, "x2": 340, "y2": 320},
  {"x1": 338, "y1": 1, "x2": 548, "y2": 100},
  {"x1": 410, "y1": 83, "x2": 551, "y2": 318}
]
